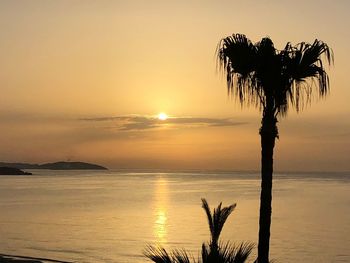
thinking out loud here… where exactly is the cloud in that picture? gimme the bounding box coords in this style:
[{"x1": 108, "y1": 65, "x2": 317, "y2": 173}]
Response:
[{"x1": 81, "y1": 115, "x2": 246, "y2": 131}]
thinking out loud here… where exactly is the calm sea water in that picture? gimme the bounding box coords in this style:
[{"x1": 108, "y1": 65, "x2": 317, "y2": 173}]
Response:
[{"x1": 0, "y1": 171, "x2": 349, "y2": 263}]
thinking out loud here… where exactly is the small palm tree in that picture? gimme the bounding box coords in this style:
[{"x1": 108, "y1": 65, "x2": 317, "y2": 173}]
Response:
[
  {"x1": 217, "y1": 33, "x2": 333, "y2": 263},
  {"x1": 144, "y1": 199, "x2": 254, "y2": 263},
  {"x1": 201, "y1": 199, "x2": 253, "y2": 263},
  {"x1": 201, "y1": 198, "x2": 236, "y2": 251}
]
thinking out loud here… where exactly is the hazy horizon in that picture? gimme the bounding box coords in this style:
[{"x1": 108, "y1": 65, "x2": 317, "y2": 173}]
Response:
[{"x1": 1, "y1": 1, "x2": 350, "y2": 171}]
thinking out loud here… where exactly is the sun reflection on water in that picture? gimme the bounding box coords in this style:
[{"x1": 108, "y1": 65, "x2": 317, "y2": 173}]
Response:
[
  {"x1": 155, "y1": 210, "x2": 167, "y2": 242},
  {"x1": 153, "y1": 176, "x2": 169, "y2": 244}
]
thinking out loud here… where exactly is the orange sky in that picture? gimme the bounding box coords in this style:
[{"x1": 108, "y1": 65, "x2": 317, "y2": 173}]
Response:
[{"x1": 0, "y1": 1, "x2": 349, "y2": 171}]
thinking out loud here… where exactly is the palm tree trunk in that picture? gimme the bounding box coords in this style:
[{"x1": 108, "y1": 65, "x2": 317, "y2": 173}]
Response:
[{"x1": 257, "y1": 109, "x2": 277, "y2": 263}]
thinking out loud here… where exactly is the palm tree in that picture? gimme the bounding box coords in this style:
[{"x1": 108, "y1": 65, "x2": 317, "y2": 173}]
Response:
[
  {"x1": 200, "y1": 199, "x2": 253, "y2": 263},
  {"x1": 144, "y1": 199, "x2": 254, "y2": 263},
  {"x1": 216, "y1": 34, "x2": 333, "y2": 263}
]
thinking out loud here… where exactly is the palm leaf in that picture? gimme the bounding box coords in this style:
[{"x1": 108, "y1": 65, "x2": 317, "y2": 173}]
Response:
[
  {"x1": 144, "y1": 245, "x2": 174, "y2": 263},
  {"x1": 201, "y1": 198, "x2": 236, "y2": 248},
  {"x1": 217, "y1": 34, "x2": 260, "y2": 106},
  {"x1": 145, "y1": 245, "x2": 193, "y2": 263},
  {"x1": 217, "y1": 33, "x2": 333, "y2": 116},
  {"x1": 201, "y1": 241, "x2": 254, "y2": 263},
  {"x1": 285, "y1": 39, "x2": 334, "y2": 111},
  {"x1": 172, "y1": 249, "x2": 192, "y2": 263},
  {"x1": 231, "y1": 242, "x2": 254, "y2": 263}
]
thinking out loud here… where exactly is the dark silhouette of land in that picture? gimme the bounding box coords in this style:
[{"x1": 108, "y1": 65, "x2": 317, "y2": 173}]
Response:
[
  {"x1": 0, "y1": 253, "x2": 73, "y2": 263},
  {"x1": 0, "y1": 256, "x2": 41, "y2": 263},
  {"x1": 0, "y1": 161, "x2": 107, "y2": 170},
  {"x1": 0, "y1": 167, "x2": 32, "y2": 175}
]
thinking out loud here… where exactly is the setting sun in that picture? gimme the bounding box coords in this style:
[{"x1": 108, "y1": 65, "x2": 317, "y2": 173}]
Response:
[{"x1": 158, "y1": 112, "x2": 168, "y2": 121}]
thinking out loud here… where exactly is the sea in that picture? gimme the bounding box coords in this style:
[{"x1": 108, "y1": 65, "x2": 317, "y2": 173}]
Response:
[{"x1": 0, "y1": 170, "x2": 349, "y2": 263}]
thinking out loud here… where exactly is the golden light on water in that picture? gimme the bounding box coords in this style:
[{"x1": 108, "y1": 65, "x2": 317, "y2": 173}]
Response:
[
  {"x1": 155, "y1": 210, "x2": 167, "y2": 242},
  {"x1": 158, "y1": 112, "x2": 168, "y2": 121},
  {"x1": 153, "y1": 176, "x2": 169, "y2": 244}
]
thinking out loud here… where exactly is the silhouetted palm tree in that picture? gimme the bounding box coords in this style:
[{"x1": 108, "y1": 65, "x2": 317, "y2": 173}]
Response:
[
  {"x1": 217, "y1": 33, "x2": 333, "y2": 263},
  {"x1": 144, "y1": 199, "x2": 253, "y2": 263},
  {"x1": 200, "y1": 199, "x2": 253, "y2": 263}
]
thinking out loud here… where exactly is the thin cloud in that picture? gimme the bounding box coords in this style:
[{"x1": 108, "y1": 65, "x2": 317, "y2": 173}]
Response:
[{"x1": 81, "y1": 115, "x2": 246, "y2": 131}]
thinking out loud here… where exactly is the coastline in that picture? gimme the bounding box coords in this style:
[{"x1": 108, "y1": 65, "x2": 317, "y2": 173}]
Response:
[
  {"x1": 0, "y1": 254, "x2": 72, "y2": 263},
  {"x1": 0, "y1": 256, "x2": 42, "y2": 263}
]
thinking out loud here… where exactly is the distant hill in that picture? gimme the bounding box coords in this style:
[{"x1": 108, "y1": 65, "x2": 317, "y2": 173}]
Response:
[
  {"x1": 0, "y1": 161, "x2": 108, "y2": 170},
  {"x1": 0, "y1": 162, "x2": 41, "y2": 169}
]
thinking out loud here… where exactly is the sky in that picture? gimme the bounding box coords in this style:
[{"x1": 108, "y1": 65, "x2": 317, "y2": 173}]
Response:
[{"x1": 0, "y1": 0, "x2": 349, "y2": 171}]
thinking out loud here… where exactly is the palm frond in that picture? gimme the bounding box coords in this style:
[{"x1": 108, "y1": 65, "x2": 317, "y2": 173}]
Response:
[
  {"x1": 201, "y1": 198, "x2": 214, "y2": 241},
  {"x1": 144, "y1": 245, "x2": 193, "y2": 263},
  {"x1": 231, "y1": 242, "x2": 254, "y2": 263},
  {"x1": 144, "y1": 245, "x2": 174, "y2": 263},
  {"x1": 217, "y1": 33, "x2": 257, "y2": 76},
  {"x1": 201, "y1": 241, "x2": 254, "y2": 263},
  {"x1": 201, "y1": 198, "x2": 236, "y2": 248},
  {"x1": 172, "y1": 249, "x2": 192, "y2": 263},
  {"x1": 285, "y1": 39, "x2": 334, "y2": 111},
  {"x1": 217, "y1": 33, "x2": 333, "y2": 117},
  {"x1": 217, "y1": 33, "x2": 260, "y2": 106},
  {"x1": 201, "y1": 243, "x2": 209, "y2": 263}
]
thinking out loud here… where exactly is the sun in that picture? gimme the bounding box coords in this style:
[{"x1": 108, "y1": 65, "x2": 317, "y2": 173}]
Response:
[{"x1": 158, "y1": 112, "x2": 168, "y2": 121}]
